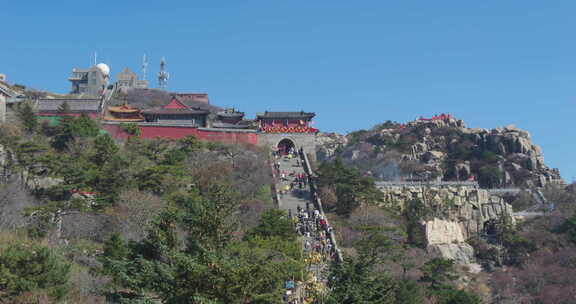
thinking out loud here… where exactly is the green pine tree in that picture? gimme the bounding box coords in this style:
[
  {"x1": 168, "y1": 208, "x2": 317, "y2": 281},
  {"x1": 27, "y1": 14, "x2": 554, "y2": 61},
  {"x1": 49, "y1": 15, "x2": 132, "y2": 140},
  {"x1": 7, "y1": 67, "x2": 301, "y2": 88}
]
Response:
[
  {"x1": 93, "y1": 133, "x2": 119, "y2": 165},
  {"x1": 0, "y1": 244, "x2": 70, "y2": 300},
  {"x1": 16, "y1": 102, "x2": 38, "y2": 134}
]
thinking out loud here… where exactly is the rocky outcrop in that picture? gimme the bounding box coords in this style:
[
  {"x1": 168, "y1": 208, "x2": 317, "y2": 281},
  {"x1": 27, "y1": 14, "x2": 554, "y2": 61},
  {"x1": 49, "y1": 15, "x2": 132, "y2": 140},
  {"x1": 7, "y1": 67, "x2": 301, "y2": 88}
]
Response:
[
  {"x1": 407, "y1": 114, "x2": 466, "y2": 129},
  {"x1": 378, "y1": 184, "x2": 515, "y2": 264},
  {"x1": 317, "y1": 115, "x2": 563, "y2": 187},
  {"x1": 424, "y1": 218, "x2": 475, "y2": 264},
  {"x1": 428, "y1": 243, "x2": 476, "y2": 265},
  {"x1": 316, "y1": 132, "x2": 347, "y2": 161},
  {"x1": 425, "y1": 217, "x2": 466, "y2": 244},
  {"x1": 22, "y1": 171, "x2": 63, "y2": 192},
  {"x1": 377, "y1": 184, "x2": 515, "y2": 238}
]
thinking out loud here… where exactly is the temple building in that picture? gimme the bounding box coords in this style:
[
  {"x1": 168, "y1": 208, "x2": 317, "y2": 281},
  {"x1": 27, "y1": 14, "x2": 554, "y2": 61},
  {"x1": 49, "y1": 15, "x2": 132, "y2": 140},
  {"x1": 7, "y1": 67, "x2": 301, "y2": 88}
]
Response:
[
  {"x1": 68, "y1": 64, "x2": 110, "y2": 97},
  {"x1": 211, "y1": 108, "x2": 251, "y2": 129},
  {"x1": 37, "y1": 98, "x2": 102, "y2": 119},
  {"x1": 256, "y1": 111, "x2": 316, "y2": 133},
  {"x1": 56, "y1": 60, "x2": 320, "y2": 151},
  {"x1": 141, "y1": 97, "x2": 209, "y2": 126},
  {"x1": 256, "y1": 111, "x2": 318, "y2": 160},
  {"x1": 174, "y1": 93, "x2": 209, "y2": 104},
  {"x1": 116, "y1": 68, "x2": 148, "y2": 93},
  {"x1": 104, "y1": 104, "x2": 144, "y2": 122}
]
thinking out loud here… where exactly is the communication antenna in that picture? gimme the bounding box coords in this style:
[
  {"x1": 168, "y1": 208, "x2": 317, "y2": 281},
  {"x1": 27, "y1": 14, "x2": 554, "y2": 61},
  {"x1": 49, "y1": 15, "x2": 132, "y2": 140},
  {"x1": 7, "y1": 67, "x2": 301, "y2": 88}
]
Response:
[
  {"x1": 93, "y1": 52, "x2": 97, "y2": 66},
  {"x1": 157, "y1": 57, "x2": 169, "y2": 90},
  {"x1": 141, "y1": 54, "x2": 148, "y2": 81}
]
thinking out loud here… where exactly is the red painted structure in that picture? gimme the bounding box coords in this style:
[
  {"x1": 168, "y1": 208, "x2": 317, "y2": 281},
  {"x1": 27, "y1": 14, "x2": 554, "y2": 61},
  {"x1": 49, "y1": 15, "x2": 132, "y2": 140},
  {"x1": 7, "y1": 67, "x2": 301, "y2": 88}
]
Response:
[
  {"x1": 257, "y1": 111, "x2": 317, "y2": 133},
  {"x1": 162, "y1": 98, "x2": 188, "y2": 109},
  {"x1": 419, "y1": 113, "x2": 453, "y2": 121},
  {"x1": 101, "y1": 123, "x2": 258, "y2": 145},
  {"x1": 175, "y1": 93, "x2": 209, "y2": 104}
]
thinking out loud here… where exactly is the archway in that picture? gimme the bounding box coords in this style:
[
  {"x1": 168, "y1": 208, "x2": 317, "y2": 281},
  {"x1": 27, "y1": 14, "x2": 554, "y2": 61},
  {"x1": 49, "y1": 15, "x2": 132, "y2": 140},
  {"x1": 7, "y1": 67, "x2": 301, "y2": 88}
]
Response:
[{"x1": 277, "y1": 138, "x2": 296, "y2": 155}]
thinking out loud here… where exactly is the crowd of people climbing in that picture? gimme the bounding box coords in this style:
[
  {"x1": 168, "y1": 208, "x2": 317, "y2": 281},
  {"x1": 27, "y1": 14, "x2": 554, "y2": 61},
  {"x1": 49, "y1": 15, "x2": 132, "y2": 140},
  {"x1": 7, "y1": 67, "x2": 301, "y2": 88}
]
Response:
[
  {"x1": 283, "y1": 204, "x2": 337, "y2": 304},
  {"x1": 292, "y1": 204, "x2": 337, "y2": 261},
  {"x1": 272, "y1": 148, "x2": 309, "y2": 197},
  {"x1": 272, "y1": 146, "x2": 339, "y2": 304}
]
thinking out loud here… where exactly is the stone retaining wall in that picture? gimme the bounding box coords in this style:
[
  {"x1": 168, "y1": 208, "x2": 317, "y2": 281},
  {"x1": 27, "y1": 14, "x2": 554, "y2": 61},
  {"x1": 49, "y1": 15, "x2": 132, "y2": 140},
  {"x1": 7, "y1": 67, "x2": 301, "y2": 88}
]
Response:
[{"x1": 300, "y1": 148, "x2": 343, "y2": 262}]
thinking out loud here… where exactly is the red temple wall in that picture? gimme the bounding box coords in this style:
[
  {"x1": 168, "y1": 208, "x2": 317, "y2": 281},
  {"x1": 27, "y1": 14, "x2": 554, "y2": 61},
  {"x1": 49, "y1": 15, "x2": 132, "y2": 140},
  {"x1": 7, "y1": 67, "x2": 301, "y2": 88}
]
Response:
[{"x1": 101, "y1": 124, "x2": 258, "y2": 145}]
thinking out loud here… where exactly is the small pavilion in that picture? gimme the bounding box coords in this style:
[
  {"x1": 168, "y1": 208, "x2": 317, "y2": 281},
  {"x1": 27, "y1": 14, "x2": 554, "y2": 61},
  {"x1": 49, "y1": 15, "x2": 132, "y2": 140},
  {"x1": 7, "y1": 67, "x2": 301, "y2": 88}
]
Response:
[{"x1": 104, "y1": 104, "x2": 144, "y2": 122}]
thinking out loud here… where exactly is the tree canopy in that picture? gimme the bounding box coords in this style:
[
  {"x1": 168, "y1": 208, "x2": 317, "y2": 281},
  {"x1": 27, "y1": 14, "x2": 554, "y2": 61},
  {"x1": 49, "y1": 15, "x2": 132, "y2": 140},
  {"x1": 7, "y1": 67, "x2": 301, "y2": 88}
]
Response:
[{"x1": 316, "y1": 158, "x2": 382, "y2": 216}]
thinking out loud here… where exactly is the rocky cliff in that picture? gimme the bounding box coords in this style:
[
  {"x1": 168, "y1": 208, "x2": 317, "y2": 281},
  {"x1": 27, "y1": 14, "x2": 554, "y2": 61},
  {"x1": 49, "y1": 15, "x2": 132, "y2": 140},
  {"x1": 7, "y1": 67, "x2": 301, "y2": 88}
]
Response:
[
  {"x1": 425, "y1": 218, "x2": 476, "y2": 265},
  {"x1": 317, "y1": 115, "x2": 563, "y2": 188},
  {"x1": 378, "y1": 183, "x2": 515, "y2": 264}
]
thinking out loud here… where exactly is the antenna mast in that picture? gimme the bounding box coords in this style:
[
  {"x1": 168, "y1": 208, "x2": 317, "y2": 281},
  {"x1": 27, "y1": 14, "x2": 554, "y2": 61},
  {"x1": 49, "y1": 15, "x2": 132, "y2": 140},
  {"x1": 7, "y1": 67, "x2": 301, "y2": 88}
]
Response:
[
  {"x1": 141, "y1": 54, "x2": 148, "y2": 81},
  {"x1": 157, "y1": 57, "x2": 169, "y2": 90}
]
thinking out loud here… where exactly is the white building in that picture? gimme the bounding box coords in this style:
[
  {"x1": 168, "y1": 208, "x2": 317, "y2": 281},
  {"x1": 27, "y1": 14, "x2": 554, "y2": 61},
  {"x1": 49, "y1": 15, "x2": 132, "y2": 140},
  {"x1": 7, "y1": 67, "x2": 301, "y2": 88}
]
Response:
[{"x1": 68, "y1": 63, "x2": 110, "y2": 97}]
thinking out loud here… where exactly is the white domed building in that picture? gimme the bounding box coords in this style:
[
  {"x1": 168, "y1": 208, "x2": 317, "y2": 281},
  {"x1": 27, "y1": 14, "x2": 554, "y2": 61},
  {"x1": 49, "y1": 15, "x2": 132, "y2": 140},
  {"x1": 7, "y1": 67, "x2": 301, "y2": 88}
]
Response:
[
  {"x1": 96, "y1": 63, "x2": 110, "y2": 77},
  {"x1": 68, "y1": 63, "x2": 110, "y2": 97}
]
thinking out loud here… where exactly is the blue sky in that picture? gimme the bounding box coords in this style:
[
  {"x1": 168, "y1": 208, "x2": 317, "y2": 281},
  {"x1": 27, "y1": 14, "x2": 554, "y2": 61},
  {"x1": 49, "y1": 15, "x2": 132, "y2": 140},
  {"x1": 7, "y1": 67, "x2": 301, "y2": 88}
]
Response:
[{"x1": 1, "y1": 1, "x2": 575, "y2": 181}]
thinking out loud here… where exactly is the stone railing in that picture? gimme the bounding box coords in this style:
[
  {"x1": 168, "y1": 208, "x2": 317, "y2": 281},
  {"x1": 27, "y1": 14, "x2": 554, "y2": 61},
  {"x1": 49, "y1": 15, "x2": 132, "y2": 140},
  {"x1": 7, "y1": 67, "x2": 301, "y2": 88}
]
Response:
[
  {"x1": 300, "y1": 148, "x2": 343, "y2": 262},
  {"x1": 376, "y1": 181, "x2": 479, "y2": 188},
  {"x1": 487, "y1": 188, "x2": 522, "y2": 195}
]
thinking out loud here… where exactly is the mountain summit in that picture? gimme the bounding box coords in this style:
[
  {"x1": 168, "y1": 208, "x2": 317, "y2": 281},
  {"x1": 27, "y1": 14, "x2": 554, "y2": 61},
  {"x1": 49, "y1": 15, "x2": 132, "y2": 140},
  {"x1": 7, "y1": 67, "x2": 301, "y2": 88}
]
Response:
[{"x1": 317, "y1": 114, "x2": 563, "y2": 188}]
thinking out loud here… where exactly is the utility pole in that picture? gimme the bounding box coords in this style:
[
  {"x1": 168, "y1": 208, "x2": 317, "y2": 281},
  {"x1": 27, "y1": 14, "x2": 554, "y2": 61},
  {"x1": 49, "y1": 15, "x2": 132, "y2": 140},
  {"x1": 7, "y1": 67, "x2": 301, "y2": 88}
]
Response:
[
  {"x1": 141, "y1": 54, "x2": 148, "y2": 81},
  {"x1": 157, "y1": 57, "x2": 169, "y2": 90}
]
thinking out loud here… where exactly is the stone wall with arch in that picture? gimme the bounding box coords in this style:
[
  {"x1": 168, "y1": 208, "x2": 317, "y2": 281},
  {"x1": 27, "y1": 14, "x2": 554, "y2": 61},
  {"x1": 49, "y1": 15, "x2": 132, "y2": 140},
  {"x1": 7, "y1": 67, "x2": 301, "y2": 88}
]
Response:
[{"x1": 258, "y1": 133, "x2": 317, "y2": 162}]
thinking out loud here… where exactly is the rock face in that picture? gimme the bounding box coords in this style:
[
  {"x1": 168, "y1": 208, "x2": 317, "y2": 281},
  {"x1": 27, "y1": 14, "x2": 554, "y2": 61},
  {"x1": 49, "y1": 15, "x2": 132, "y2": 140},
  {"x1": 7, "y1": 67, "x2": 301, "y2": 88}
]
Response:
[
  {"x1": 377, "y1": 183, "x2": 515, "y2": 238},
  {"x1": 425, "y1": 218, "x2": 466, "y2": 244},
  {"x1": 316, "y1": 132, "x2": 347, "y2": 161},
  {"x1": 428, "y1": 243, "x2": 476, "y2": 265},
  {"x1": 377, "y1": 183, "x2": 515, "y2": 264},
  {"x1": 24, "y1": 175, "x2": 63, "y2": 192},
  {"x1": 317, "y1": 115, "x2": 563, "y2": 188},
  {"x1": 424, "y1": 218, "x2": 475, "y2": 264}
]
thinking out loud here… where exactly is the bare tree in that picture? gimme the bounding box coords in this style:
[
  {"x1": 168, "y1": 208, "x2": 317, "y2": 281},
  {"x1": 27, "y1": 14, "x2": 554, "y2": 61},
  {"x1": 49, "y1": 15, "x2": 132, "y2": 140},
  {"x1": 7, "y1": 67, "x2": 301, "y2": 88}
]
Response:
[
  {"x1": 111, "y1": 189, "x2": 164, "y2": 241},
  {"x1": 0, "y1": 181, "x2": 39, "y2": 231}
]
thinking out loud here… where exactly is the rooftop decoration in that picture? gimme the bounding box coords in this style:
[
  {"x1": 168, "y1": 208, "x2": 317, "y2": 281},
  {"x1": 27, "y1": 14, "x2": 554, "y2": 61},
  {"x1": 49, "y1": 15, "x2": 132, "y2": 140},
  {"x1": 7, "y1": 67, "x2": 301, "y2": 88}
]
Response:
[{"x1": 256, "y1": 111, "x2": 315, "y2": 120}]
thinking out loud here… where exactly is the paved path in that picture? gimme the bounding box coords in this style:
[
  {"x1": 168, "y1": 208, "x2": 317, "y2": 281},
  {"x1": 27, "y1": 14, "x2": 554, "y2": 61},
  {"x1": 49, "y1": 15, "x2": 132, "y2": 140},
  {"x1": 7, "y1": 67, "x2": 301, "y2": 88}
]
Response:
[
  {"x1": 274, "y1": 153, "x2": 332, "y2": 303},
  {"x1": 276, "y1": 156, "x2": 309, "y2": 212}
]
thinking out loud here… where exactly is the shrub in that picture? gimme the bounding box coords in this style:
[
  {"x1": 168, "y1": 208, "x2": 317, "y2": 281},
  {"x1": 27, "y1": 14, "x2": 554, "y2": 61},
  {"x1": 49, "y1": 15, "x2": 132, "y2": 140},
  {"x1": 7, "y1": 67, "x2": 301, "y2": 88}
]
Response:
[
  {"x1": 0, "y1": 244, "x2": 70, "y2": 300},
  {"x1": 119, "y1": 122, "x2": 141, "y2": 136},
  {"x1": 556, "y1": 215, "x2": 576, "y2": 244},
  {"x1": 478, "y1": 165, "x2": 502, "y2": 188}
]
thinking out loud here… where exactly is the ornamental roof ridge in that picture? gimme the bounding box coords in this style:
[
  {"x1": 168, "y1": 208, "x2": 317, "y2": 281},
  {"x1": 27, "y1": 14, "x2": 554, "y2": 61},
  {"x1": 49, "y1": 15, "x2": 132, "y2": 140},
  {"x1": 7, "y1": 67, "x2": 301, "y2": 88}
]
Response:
[{"x1": 256, "y1": 111, "x2": 315, "y2": 119}]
